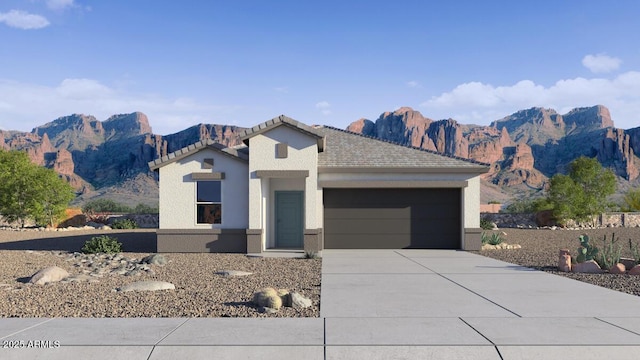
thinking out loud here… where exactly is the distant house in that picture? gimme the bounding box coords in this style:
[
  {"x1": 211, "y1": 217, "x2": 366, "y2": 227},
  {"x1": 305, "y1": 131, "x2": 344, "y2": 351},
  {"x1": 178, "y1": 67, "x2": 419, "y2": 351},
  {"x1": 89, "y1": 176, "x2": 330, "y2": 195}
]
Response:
[{"x1": 148, "y1": 115, "x2": 489, "y2": 253}]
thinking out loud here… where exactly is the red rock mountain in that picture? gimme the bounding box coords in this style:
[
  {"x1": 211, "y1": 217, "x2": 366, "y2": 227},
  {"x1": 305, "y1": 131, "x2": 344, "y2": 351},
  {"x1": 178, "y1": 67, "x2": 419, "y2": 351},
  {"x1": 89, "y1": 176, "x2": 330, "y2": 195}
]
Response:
[
  {"x1": 0, "y1": 105, "x2": 637, "y2": 205},
  {"x1": 347, "y1": 105, "x2": 639, "y2": 192}
]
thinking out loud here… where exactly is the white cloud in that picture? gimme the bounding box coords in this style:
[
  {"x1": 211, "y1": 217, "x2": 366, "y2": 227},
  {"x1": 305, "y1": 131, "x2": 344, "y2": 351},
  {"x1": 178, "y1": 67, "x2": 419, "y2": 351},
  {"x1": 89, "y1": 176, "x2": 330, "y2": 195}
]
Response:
[
  {"x1": 0, "y1": 10, "x2": 49, "y2": 29},
  {"x1": 406, "y1": 80, "x2": 421, "y2": 88},
  {"x1": 0, "y1": 78, "x2": 237, "y2": 135},
  {"x1": 582, "y1": 53, "x2": 622, "y2": 74},
  {"x1": 421, "y1": 72, "x2": 640, "y2": 129},
  {"x1": 315, "y1": 101, "x2": 331, "y2": 115},
  {"x1": 46, "y1": 0, "x2": 75, "y2": 10}
]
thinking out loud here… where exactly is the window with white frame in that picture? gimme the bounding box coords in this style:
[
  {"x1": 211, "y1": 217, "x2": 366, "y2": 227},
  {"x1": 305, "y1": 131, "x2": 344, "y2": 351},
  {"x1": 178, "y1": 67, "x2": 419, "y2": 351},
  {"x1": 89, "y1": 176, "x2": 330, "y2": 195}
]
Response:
[{"x1": 196, "y1": 181, "x2": 221, "y2": 224}]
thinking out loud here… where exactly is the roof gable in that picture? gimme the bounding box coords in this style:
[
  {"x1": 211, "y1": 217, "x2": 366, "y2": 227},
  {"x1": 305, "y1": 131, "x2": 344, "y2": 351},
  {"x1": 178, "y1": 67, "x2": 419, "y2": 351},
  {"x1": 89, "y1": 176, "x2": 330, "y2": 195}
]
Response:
[
  {"x1": 239, "y1": 115, "x2": 324, "y2": 151},
  {"x1": 148, "y1": 139, "x2": 248, "y2": 171}
]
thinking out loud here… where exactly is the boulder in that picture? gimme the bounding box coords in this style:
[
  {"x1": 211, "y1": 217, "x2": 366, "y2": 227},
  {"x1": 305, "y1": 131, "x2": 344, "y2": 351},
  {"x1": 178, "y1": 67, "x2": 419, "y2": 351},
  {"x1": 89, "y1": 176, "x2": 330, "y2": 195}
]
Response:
[
  {"x1": 252, "y1": 287, "x2": 282, "y2": 310},
  {"x1": 558, "y1": 254, "x2": 571, "y2": 272},
  {"x1": 118, "y1": 281, "x2": 175, "y2": 292},
  {"x1": 609, "y1": 263, "x2": 626, "y2": 274},
  {"x1": 29, "y1": 266, "x2": 69, "y2": 285},
  {"x1": 619, "y1": 258, "x2": 636, "y2": 270},
  {"x1": 214, "y1": 270, "x2": 253, "y2": 277},
  {"x1": 140, "y1": 254, "x2": 168, "y2": 266},
  {"x1": 278, "y1": 289, "x2": 292, "y2": 307},
  {"x1": 629, "y1": 265, "x2": 640, "y2": 275},
  {"x1": 290, "y1": 292, "x2": 312, "y2": 309},
  {"x1": 572, "y1": 260, "x2": 603, "y2": 274}
]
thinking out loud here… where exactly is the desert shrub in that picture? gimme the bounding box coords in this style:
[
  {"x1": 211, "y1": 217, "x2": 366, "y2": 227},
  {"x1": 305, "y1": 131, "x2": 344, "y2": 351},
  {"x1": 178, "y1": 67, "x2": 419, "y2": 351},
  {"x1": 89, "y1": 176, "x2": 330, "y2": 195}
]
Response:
[
  {"x1": 629, "y1": 239, "x2": 640, "y2": 266},
  {"x1": 81, "y1": 235, "x2": 122, "y2": 254},
  {"x1": 622, "y1": 188, "x2": 640, "y2": 212},
  {"x1": 481, "y1": 232, "x2": 503, "y2": 245},
  {"x1": 480, "y1": 217, "x2": 493, "y2": 230},
  {"x1": 82, "y1": 199, "x2": 131, "y2": 214},
  {"x1": 502, "y1": 197, "x2": 552, "y2": 214},
  {"x1": 111, "y1": 218, "x2": 138, "y2": 229},
  {"x1": 133, "y1": 203, "x2": 159, "y2": 214},
  {"x1": 304, "y1": 251, "x2": 319, "y2": 259},
  {"x1": 595, "y1": 233, "x2": 622, "y2": 270}
]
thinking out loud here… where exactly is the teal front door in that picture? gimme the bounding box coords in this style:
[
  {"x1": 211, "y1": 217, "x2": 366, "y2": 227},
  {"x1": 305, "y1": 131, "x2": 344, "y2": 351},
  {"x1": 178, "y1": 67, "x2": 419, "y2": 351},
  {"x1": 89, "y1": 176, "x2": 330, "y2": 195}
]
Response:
[{"x1": 275, "y1": 191, "x2": 304, "y2": 248}]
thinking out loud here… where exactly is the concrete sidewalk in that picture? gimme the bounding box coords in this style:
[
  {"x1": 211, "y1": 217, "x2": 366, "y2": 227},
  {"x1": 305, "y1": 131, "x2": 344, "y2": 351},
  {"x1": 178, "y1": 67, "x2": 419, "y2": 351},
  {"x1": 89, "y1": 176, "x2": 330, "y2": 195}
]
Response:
[{"x1": 3, "y1": 250, "x2": 640, "y2": 359}]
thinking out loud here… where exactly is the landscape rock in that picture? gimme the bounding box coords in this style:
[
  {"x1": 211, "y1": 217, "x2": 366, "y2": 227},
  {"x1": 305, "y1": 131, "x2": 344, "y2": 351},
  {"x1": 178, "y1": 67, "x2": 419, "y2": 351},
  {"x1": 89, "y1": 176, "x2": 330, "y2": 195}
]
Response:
[
  {"x1": 277, "y1": 289, "x2": 291, "y2": 307},
  {"x1": 629, "y1": 265, "x2": 640, "y2": 275},
  {"x1": 252, "y1": 287, "x2": 282, "y2": 310},
  {"x1": 140, "y1": 254, "x2": 168, "y2": 266},
  {"x1": 619, "y1": 258, "x2": 636, "y2": 270},
  {"x1": 118, "y1": 281, "x2": 175, "y2": 292},
  {"x1": 290, "y1": 292, "x2": 312, "y2": 309},
  {"x1": 572, "y1": 260, "x2": 603, "y2": 274},
  {"x1": 609, "y1": 263, "x2": 626, "y2": 274},
  {"x1": 29, "y1": 266, "x2": 70, "y2": 285},
  {"x1": 214, "y1": 270, "x2": 253, "y2": 277},
  {"x1": 558, "y1": 254, "x2": 571, "y2": 272}
]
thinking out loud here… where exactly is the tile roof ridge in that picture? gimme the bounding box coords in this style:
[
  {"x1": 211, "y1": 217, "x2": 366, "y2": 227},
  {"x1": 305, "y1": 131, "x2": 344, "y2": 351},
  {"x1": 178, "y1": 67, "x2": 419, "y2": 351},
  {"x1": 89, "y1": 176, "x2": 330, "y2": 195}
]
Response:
[{"x1": 319, "y1": 125, "x2": 490, "y2": 167}]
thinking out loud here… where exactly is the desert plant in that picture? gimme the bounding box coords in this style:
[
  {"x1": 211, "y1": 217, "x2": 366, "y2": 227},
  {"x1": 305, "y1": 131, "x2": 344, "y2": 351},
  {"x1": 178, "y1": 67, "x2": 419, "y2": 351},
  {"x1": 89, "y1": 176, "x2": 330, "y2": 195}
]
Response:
[
  {"x1": 576, "y1": 234, "x2": 599, "y2": 263},
  {"x1": 111, "y1": 218, "x2": 138, "y2": 229},
  {"x1": 629, "y1": 239, "x2": 640, "y2": 266},
  {"x1": 81, "y1": 235, "x2": 122, "y2": 254},
  {"x1": 304, "y1": 251, "x2": 319, "y2": 259},
  {"x1": 595, "y1": 233, "x2": 622, "y2": 270},
  {"x1": 480, "y1": 217, "x2": 493, "y2": 230},
  {"x1": 481, "y1": 232, "x2": 504, "y2": 245}
]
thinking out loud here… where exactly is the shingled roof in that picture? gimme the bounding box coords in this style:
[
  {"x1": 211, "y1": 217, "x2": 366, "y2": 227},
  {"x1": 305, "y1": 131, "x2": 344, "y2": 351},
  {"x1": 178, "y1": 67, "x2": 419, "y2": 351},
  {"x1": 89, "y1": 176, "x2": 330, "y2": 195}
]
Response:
[
  {"x1": 316, "y1": 126, "x2": 489, "y2": 173},
  {"x1": 148, "y1": 139, "x2": 248, "y2": 171},
  {"x1": 239, "y1": 115, "x2": 324, "y2": 150}
]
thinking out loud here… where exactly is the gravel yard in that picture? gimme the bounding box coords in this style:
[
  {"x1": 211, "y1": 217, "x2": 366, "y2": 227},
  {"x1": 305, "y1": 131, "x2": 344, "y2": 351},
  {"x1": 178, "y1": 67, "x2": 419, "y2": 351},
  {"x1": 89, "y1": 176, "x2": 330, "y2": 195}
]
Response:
[
  {"x1": 3, "y1": 227, "x2": 640, "y2": 318},
  {"x1": 0, "y1": 229, "x2": 321, "y2": 318},
  {"x1": 478, "y1": 227, "x2": 640, "y2": 297}
]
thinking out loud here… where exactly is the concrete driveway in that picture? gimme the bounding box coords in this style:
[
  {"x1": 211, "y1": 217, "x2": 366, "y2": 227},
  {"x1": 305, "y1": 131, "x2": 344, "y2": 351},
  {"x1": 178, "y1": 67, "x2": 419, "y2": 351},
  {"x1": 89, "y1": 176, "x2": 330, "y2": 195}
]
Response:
[
  {"x1": 3, "y1": 250, "x2": 640, "y2": 359},
  {"x1": 321, "y1": 249, "x2": 640, "y2": 359}
]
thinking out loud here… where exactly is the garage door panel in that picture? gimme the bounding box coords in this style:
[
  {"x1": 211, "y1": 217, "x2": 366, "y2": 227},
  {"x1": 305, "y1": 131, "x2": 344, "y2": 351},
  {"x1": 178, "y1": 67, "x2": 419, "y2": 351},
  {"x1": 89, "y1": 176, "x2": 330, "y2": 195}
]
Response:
[
  {"x1": 323, "y1": 188, "x2": 460, "y2": 249},
  {"x1": 326, "y1": 234, "x2": 412, "y2": 249},
  {"x1": 324, "y1": 218, "x2": 411, "y2": 235},
  {"x1": 324, "y1": 208, "x2": 411, "y2": 220}
]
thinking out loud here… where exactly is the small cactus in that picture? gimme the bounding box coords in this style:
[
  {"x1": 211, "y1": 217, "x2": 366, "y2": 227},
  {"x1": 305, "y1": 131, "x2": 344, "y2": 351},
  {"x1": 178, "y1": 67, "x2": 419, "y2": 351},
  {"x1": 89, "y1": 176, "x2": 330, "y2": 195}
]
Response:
[
  {"x1": 252, "y1": 287, "x2": 282, "y2": 310},
  {"x1": 576, "y1": 234, "x2": 599, "y2": 263}
]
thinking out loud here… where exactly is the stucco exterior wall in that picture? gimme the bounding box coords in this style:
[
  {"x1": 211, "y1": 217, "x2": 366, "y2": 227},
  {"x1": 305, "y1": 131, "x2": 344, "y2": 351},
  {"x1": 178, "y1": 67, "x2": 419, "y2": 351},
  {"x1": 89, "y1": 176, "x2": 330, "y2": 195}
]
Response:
[
  {"x1": 463, "y1": 175, "x2": 481, "y2": 229},
  {"x1": 248, "y1": 126, "x2": 320, "y2": 242},
  {"x1": 158, "y1": 148, "x2": 249, "y2": 229}
]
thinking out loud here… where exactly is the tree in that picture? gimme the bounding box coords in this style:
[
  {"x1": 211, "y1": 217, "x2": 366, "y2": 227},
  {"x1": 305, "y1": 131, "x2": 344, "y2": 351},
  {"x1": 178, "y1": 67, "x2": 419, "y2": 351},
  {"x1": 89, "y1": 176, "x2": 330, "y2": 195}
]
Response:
[
  {"x1": 622, "y1": 188, "x2": 640, "y2": 212},
  {"x1": 0, "y1": 150, "x2": 74, "y2": 227},
  {"x1": 547, "y1": 156, "x2": 616, "y2": 224}
]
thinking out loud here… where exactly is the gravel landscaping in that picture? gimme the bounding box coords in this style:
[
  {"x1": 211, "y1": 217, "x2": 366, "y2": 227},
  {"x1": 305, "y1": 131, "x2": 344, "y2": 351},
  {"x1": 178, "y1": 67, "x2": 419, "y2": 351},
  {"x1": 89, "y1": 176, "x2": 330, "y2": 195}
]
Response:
[
  {"x1": 0, "y1": 229, "x2": 320, "y2": 318},
  {"x1": 3, "y1": 227, "x2": 640, "y2": 318},
  {"x1": 478, "y1": 227, "x2": 640, "y2": 297}
]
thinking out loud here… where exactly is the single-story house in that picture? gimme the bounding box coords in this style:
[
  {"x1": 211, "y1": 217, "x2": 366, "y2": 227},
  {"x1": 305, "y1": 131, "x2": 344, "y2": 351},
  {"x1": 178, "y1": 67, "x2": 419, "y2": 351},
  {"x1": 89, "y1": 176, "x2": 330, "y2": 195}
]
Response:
[{"x1": 148, "y1": 115, "x2": 489, "y2": 253}]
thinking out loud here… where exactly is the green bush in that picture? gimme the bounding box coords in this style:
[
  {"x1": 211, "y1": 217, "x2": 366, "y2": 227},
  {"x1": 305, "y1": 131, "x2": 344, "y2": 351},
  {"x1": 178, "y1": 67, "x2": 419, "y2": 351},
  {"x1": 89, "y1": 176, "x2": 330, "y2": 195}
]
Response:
[
  {"x1": 81, "y1": 235, "x2": 122, "y2": 254},
  {"x1": 480, "y1": 217, "x2": 493, "y2": 230},
  {"x1": 502, "y1": 197, "x2": 552, "y2": 214},
  {"x1": 481, "y1": 232, "x2": 504, "y2": 245},
  {"x1": 111, "y1": 218, "x2": 138, "y2": 229},
  {"x1": 82, "y1": 199, "x2": 131, "y2": 214}
]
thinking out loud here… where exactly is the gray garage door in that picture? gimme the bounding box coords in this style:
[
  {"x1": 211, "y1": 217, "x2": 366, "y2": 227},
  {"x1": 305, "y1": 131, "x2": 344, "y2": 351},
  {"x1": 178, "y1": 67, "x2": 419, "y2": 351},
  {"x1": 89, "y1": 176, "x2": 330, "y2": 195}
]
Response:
[{"x1": 323, "y1": 188, "x2": 461, "y2": 249}]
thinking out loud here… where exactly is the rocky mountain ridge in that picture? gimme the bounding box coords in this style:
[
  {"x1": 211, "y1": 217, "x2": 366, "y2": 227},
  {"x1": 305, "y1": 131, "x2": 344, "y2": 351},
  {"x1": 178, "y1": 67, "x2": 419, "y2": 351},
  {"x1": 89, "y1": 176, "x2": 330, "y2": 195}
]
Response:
[
  {"x1": 347, "y1": 105, "x2": 640, "y2": 196},
  {"x1": 1, "y1": 105, "x2": 638, "y2": 205}
]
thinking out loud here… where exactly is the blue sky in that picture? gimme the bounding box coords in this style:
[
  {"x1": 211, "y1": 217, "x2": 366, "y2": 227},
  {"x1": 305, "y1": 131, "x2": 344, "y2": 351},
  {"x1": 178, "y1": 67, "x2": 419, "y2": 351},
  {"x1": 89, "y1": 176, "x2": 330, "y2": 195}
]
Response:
[{"x1": 1, "y1": 0, "x2": 639, "y2": 135}]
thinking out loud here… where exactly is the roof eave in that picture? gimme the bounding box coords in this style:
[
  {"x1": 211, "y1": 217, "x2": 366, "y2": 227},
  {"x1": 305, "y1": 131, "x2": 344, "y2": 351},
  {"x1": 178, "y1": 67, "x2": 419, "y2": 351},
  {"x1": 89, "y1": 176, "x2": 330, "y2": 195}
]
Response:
[{"x1": 317, "y1": 166, "x2": 490, "y2": 174}]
